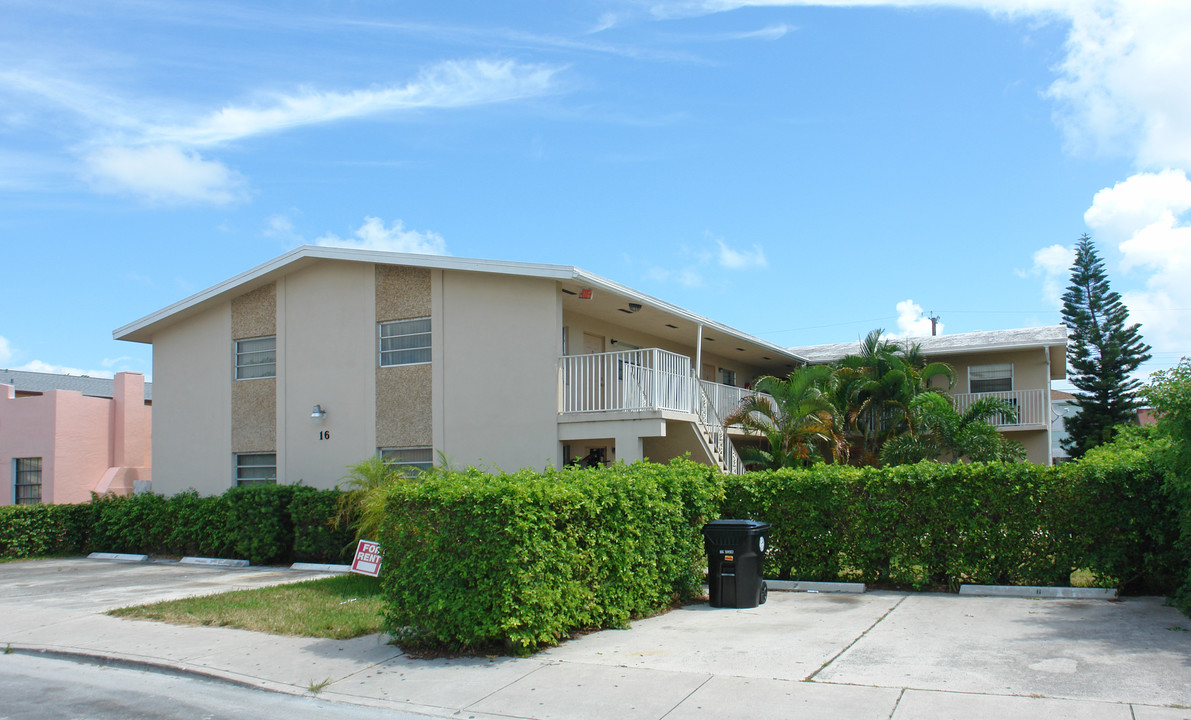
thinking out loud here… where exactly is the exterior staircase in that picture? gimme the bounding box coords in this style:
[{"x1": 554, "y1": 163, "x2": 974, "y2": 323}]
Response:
[{"x1": 691, "y1": 372, "x2": 744, "y2": 474}]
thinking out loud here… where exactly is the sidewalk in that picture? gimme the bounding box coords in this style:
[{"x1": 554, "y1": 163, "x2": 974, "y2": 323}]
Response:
[{"x1": 2, "y1": 559, "x2": 1189, "y2": 719}]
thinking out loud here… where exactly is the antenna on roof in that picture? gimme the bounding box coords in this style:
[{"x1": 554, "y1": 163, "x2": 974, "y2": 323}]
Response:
[{"x1": 928, "y1": 312, "x2": 940, "y2": 336}]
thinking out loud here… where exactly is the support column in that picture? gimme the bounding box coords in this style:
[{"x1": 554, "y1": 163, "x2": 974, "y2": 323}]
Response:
[{"x1": 615, "y1": 431, "x2": 645, "y2": 464}]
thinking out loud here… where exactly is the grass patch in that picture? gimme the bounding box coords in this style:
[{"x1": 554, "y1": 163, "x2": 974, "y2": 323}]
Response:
[{"x1": 108, "y1": 573, "x2": 384, "y2": 639}]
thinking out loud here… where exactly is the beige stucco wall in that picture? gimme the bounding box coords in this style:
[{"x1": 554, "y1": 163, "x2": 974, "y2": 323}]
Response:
[
  {"x1": 231, "y1": 283, "x2": 277, "y2": 453},
  {"x1": 231, "y1": 283, "x2": 276, "y2": 339},
  {"x1": 940, "y1": 348, "x2": 1051, "y2": 395},
  {"x1": 152, "y1": 303, "x2": 233, "y2": 496},
  {"x1": 376, "y1": 265, "x2": 432, "y2": 449},
  {"x1": 376, "y1": 265, "x2": 431, "y2": 321},
  {"x1": 280, "y1": 261, "x2": 377, "y2": 488},
  {"x1": 232, "y1": 378, "x2": 276, "y2": 452},
  {"x1": 376, "y1": 365, "x2": 432, "y2": 447},
  {"x1": 438, "y1": 270, "x2": 561, "y2": 471},
  {"x1": 1017, "y1": 430, "x2": 1050, "y2": 465}
]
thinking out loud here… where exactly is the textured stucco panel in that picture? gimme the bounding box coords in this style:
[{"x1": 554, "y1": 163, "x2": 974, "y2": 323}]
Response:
[
  {"x1": 232, "y1": 283, "x2": 277, "y2": 339},
  {"x1": 232, "y1": 377, "x2": 276, "y2": 452},
  {"x1": 376, "y1": 266, "x2": 431, "y2": 322},
  {"x1": 376, "y1": 364, "x2": 432, "y2": 447}
]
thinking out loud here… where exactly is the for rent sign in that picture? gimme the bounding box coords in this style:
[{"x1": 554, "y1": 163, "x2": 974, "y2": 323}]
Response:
[{"x1": 351, "y1": 539, "x2": 383, "y2": 577}]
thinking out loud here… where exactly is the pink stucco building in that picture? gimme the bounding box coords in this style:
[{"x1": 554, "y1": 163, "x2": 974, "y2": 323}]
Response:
[{"x1": 1, "y1": 371, "x2": 151, "y2": 505}]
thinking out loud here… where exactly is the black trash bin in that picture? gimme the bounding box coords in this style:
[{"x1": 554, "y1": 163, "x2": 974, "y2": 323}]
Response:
[{"x1": 702, "y1": 519, "x2": 771, "y2": 608}]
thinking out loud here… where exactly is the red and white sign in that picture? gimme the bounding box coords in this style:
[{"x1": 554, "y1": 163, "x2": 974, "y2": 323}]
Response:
[{"x1": 351, "y1": 539, "x2": 383, "y2": 577}]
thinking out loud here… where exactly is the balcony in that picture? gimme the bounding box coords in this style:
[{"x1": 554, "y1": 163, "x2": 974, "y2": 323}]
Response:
[
  {"x1": 558, "y1": 349, "x2": 751, "y2": 474},
  {"x1": 559, "y1": 349, "x2": 767, "y2": 420},
  {"x1": 560, "y1": 348, "x2": 694, "y2": 414},
  {"x1": 950, "y1": 388, "x2": 1047, "y2": 429}
]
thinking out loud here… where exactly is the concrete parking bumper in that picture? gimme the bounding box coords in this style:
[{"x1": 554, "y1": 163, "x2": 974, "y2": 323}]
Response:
[{"x1": 2, "y1": 559, "x2": 1189, "y2": 720}]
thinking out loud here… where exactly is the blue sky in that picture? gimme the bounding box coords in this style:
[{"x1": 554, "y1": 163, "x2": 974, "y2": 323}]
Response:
[{"x1": 2, "y1": 1, "x2": 1188, "y2": 382}]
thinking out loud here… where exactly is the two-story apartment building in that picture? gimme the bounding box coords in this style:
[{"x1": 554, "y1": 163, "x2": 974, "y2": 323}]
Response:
[
  {"x1": 114, "y1": 246, "x2": 805, "y2": 495},
  {"x1": 788, "y1": 326, "x2": 1069, "y2": 465}
]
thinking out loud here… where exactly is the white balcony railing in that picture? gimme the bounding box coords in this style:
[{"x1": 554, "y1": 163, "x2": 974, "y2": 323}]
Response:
[
  {"x1": 950, "y1": 389, "x2": 1047, "y2": 428},
  {"x1": 561, "y1": 348, "x2": 693, "y2": 414},
  {"x1": 700, "y1": 380, "x2": 779, "y2": 426}
]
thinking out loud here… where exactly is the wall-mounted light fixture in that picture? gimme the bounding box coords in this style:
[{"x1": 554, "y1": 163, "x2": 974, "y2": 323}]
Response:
[
  {"x1": 628, "y1": 303, "x2": 642, "y2": 313},
  {"x1": 311, "y1": 404, "x2": 327, "y2": 421}
]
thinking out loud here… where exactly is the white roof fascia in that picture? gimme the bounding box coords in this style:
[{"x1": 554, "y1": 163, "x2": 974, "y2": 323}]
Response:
[
  {"x1": 789, "y1": 326, "x2": 1068, "y2": 363},
  {"x1": 114, "y1": 245, "x2": 805, "y2": 363}
]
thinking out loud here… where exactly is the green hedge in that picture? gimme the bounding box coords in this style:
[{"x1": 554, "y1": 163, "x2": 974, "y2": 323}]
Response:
[
  {"x1": 0, "y1": 485, "x2": 350, "y2": 564},
  {"x1": 376, "y1": 459, "x2": 723, "y2": 654},
  {"x1": 721, "y1": 447, "x2": 1180, "y2": 594},
  {"x1": 0, "y1": 503, "x2": 91, "y2": 557}
]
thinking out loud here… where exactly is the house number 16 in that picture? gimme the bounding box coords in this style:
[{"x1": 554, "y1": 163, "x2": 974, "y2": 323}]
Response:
[{"x1": 319, "y1": 430, "x2": 331, "y2": 440}]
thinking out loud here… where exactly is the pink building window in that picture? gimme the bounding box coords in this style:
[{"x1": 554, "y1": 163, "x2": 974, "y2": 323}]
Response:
[{"x1": 14, "y1": 457, "x2": 42, "y2": 504}]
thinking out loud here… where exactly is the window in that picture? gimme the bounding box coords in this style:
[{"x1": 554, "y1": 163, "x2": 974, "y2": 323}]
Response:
[
  {"x1": 14, "y1": 457, "x2": 41, "y2": 505},
  {"x1": 235, "y1": 453, "x2": 276, "y2": 486},
  {"x1": 969, "y1": 363, "x2": 1013, "y2": 393},
  {"x1": 380, "y1": 447, "x2": 434, "y2": 476},
  {"x1": 236, "y1": 336, "x2": 276, "y2": 379},
  {"x1": 720, "y1": 368, "x2": 737, "y2": 387},
  {"x1": 379, "y1": 318, "x2": 431, "y2": 367}
]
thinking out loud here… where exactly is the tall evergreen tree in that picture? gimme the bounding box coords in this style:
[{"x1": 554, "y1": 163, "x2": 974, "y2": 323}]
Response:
[{"x1": 1061, "y1": 234, "x2": 1152, "y2": 458}]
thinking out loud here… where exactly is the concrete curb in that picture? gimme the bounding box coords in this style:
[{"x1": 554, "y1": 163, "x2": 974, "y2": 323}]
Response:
[
  {"x1": 290, "y1": 563, "x2": 351, "y2": 573},
  {"x1": 767, "y1": 580, "x2": 867, "y2": 593},
  {"x1": 5, "y1": 645, "x2": 277, "y2": 693},
  {"x1": 87, "y1": 553, "x2": 149, "y2": 562},
  {"x1": 958, "y1": 584, "x2": 1119, "y2": 599},
  {"x1": 180, "y1": 557, "x2": 250, "y2": 568}
]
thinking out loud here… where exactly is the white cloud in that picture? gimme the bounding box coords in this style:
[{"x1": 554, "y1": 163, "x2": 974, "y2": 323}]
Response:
[
  {"x1": 5, "y1": 59, "x2": 561, "y2": 206},
  {"x1": 1082, "y1": 170, "x2": 1191, "y2": 357},
  {"x1": 83, "y1": 144, "x2": 249, "y2": 205},
  {"x1": 1018, "y1": 243, "x2": 1074, "y2": 309},
  {"x1": 888, "y1": 299, "x2": 942, "y2": 339},
  {"x1": 677, "y1": 267, "x2": 705, "y2": 287},
  {"x1": 1084, "y1": 170, "x2": 1191, "y2": 246},
  {"x1": 264, "y1": 213, "x2": 307, "y2": 246},
  {"x1": 715, "y1": 238, "x2": 767, "y2": 269},
  {"x1": 1048, "y1": 2, "x2": 1191, "y2": 169},
  {"x1": 13, "y1": 359, "x2": 113, "y2": 379},
  {"x1": 144, "y1": 59, "x2": 561, "y2": 147},
  {"x1": 315, "y1": 216, "x2": 449, "y2": 255},
  {"x1": 727, "y1": 23, "x2": 792, "y2": 41}
]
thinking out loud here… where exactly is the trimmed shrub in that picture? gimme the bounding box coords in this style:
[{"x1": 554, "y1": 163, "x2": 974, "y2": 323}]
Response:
[
  {"x1": 723, "y1": 454, "x2": 1177, "y2": 594},
  {"x1": 290, "y1": 487, "x2": 354, "y2": 563},
  {"x1": 0, "y1": 503, "x2": 89, "y2": 557},
  {"x1": 162, "y1": 490, "x2": 233, "y2": 557},
  {"x1": 1072, "y1": 428, "x2": 1182, "y2": 594},
  {"x1": 88, "y1": 492, "x2": 171, "y2": 554},
  {"x1": 376, "y1": 459, "x2": 722, "y2": 654},
  {"x1": 224, "y1": 484, "x2": 299, "y2": 565}
]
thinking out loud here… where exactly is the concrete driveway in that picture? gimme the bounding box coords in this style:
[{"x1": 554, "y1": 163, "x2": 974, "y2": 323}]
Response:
[{"x1": 1, "y1": 558, "x2": 1189, "y2": 719}]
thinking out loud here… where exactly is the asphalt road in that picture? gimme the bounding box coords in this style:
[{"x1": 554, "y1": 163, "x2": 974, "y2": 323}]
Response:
[{"x1": 0, "y1": 653, "x2": 432, "y2": 720}]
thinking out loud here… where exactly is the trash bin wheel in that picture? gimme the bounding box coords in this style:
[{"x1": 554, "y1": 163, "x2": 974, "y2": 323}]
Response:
[{"x1": 760, "y1": 581, "x2": 768, "y2": 605}]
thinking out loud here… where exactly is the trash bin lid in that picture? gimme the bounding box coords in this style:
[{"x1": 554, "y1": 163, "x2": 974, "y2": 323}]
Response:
[{"x1": 702, "y1": 519, "x2": 771, "y2": 534}]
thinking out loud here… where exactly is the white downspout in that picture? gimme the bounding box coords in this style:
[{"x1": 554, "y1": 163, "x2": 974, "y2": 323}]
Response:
[{"x1": 1045, "y1": 346, "x2": 1053, "y2": 466}]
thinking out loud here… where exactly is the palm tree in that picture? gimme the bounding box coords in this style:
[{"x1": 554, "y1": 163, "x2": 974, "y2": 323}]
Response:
[
  {"x1": 879, "y1": 392, "x2": 1026, "y2": 465},
  {"x1": 832, "y1": 329, "x2": 955, "y2": 465},
  {"x1": 724, "y1": 364, "x2": 842, "y2": 469}
]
